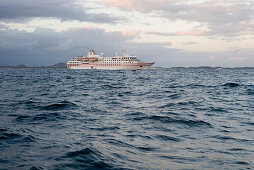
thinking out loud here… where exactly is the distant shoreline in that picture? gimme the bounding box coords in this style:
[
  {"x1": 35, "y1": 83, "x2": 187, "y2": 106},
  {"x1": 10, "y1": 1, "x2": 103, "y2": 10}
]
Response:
[
  {"x1": 148, "y1": 66, "x2": 254, "y2": 69},
  {"x1": 1, "y1": 66, "x2": 254, "y2": 69},
  {"x1": 0, "y1": 62, "x2": 67, "y2": 69},
  {"x1": 0, "y1": 66, "x2": 67, "y2": 69},
  {"x1": 169, "y1": 66, "x2": 254, "y2": 69}
]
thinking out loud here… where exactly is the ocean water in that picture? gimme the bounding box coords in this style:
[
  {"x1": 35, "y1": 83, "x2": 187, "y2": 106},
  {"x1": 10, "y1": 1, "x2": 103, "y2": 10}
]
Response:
[{"x1": 0, "y1": 68, "x2": 254, "y2": 170}]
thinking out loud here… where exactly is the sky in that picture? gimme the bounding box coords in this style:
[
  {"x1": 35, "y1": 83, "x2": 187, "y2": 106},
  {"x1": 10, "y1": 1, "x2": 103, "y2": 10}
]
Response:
[{"x1": 0, "y1": 0, "x2": 254, "y2": 67}]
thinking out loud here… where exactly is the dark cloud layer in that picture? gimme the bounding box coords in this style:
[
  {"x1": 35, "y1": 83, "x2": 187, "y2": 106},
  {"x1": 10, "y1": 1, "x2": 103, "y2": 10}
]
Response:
[
  {"x1": 0, "y1": 27, "x2": 180, "y2": 67},
  {"x1": 0, "y1": 27, "x2": 130, "y2": 66},
  {"x1": 0, "y1": 0, "x2": 117, "y2": 23},
  {"x1": 1, "y1": 27, "x2": 253, "y2": 67}
]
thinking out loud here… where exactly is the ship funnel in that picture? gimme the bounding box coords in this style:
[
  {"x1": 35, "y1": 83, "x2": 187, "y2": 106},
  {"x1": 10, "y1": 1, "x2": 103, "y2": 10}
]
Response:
[{"x1": 88, "y1": 50, "x2": 96, "y2": 57}]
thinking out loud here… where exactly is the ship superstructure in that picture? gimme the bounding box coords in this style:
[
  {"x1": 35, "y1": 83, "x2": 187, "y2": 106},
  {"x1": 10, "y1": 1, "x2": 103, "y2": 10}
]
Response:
[{"x1": 67, "y1": 50, "x2": 154, "y2": 70}]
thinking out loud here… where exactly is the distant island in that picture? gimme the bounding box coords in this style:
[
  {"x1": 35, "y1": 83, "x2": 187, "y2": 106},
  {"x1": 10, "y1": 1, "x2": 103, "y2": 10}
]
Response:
[
  {"x1": 0, "y1": 62, "x2": 67, "y2": 68},
  {"x1": 0, "y1": 64, "x2": 253, "y2": 69},
  {"x1": 170, "y1": 66, "x2": 254, "y2": 69},
  {"x1": 148, "y1": 66, "x2": 254, "y2": 69}
]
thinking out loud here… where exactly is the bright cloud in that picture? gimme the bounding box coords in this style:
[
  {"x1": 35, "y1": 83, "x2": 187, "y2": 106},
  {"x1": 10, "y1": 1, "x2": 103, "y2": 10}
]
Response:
[
  {"x1": 120, "y1": 30, "x2": 140, "y2": 37},
  {"x1": 208, "y1": 56, "x2": 215, "y2": 60},
  {"x1": 146, "y1": 29, "x2": 209, "y2": 36},
  {"x1": 103, "y1": 0, "x2": 254, "y2": 36},
  {"x1": 230, "y1": 57, "x2": 248, "y2": 61}
]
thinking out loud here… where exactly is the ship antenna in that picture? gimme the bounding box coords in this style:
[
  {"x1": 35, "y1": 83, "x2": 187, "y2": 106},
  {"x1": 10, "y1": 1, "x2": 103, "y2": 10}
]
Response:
[{"x1": 84, "y1": 46, "x2": 91, "y2": 51}]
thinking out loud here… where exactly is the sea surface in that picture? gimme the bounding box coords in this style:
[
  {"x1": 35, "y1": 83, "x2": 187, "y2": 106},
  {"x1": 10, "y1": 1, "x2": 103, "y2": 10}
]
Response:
[{"x1": 0, "y1": 68, "x2": 254, "y2": 170}]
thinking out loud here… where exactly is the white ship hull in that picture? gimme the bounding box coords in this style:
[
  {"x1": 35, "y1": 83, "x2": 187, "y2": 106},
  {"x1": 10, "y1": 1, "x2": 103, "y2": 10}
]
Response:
[{"x1": 68, "y1": 63, "x2": 154, "y2": 70}]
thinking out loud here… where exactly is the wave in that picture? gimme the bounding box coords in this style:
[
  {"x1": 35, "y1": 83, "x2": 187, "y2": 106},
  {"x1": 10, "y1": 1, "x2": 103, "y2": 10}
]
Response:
[
  {"x1": 212, "y1": 135, "x2": 251, "y2": 143},
  {"x1": 0, "y1": 130, "x2": 36, "y2": 144},
  {"x1": 16, "y1": 100, "x2": 78, "y2": 111},
  {"x1": 159, "y1": 100, "x2": 199, "y2": 108},
  {"x1": 222, "y1": 83, "x2": 241, "y2": 87},
  {"x1": 89, "y1": 126, "x2": 120, "y2": 131},
  {"x1": 65, "y1": 76, "x2": 73, "y2": 79},
  {"x1": 15, "y1": 112, "x2": 67, "y2": 122},
  {"x1": 167, "y1": 93, "x2": 180, "y2": 99},
  {"x1": 24, "y1": 100, "x2": 38, "y2": 104},
  {"x1": 155, "y1": 135, "x2": 182, "y2": 142},
  {"x1": 39, "y1": 101, "x2": 78, "y2": 111},
  {"x1": 56, "y1": 147, "x2": 115, "y2": 170},
  {"x1": 133, "y1": 115, "x2": 212, "y2": 127},
  {"x1": 228, "y1": 148, "x2": 247, "y2": 152},
  {"x1": 159, "y1": 103, "x2": 175, "y2": 108},
  {"x1": 242, "y1": 122, "x2": 254, "y2": 126},
  {"x1": 124, "y1": 112, "x2": 144, "y2": 117},
  {"x1": 0, "y1": 132, "x2": 22, "y2": 140},
  {"x1": 101, "y1": 83, "x2": 125, "y2": 89},
  {"x1": 102, "y1": 84, "x2": 117, "y2": 89},
  {"x1": 209, "y1": 106, "x2": 228, "y2": 113},
  {"x1": 0, "y1": 128, "x2": 7, "y2": 133},
  {"x1": 28, "y1": 166, "x2": 44, "y2": 170},
  {"x1": 166, "y1": 84, "x2": 213, "y2": 89},
  {"x1": 136, "y1": 146, "x2": 157, "y2": 152},
  {"x1": 106, "y1": 138, "x2": 157, "y2": 152},
  {"x1": 105, "y1": 139, "x2": 134, "y2": 148},
  {"x1": 159, "y1": 155, "x2": 197, "y2": 163},
  {"x1": 177, "y1": 101, "x2": 199, "y2": 106},
  {"x1": 63, "y1": 148, "x2": 99, "y2": 158},
  {"x1": 32, "y1": 112, "x2": 66, "y2": 121},
  {"x1": 0, "y1": 158, "x2": 8, "y2": 164},
  {"x1": 234, "y1": 161, "x2": 250, "y2": 165},
  {"x1": 245, "y1": 87, "x2": 254, "y2": 95},
  {"x1": 125, "y1": 134, "x2": 152, "y2": 140}
]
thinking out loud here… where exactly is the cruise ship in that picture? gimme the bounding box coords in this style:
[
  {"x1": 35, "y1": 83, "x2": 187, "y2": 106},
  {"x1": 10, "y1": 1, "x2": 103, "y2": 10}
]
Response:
[{"x1": 67, "y1": 50, "x2": 154, "y2": 70}]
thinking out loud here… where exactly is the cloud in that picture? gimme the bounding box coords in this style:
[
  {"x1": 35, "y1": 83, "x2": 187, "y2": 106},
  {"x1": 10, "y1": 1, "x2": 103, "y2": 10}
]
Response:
[
  {"x1": 0, "y1": 27, "x2": 132, "y2": 66},
  {"x1": 1, "y1": 27, "x2": 169, "y2": 66},
  {"x1": 181, "y1": 42, "x2": 198, "y2": 45},
  {"x1": 103, "y1": 0, "x2": 254, "y2": 36},
  {"x1": 120, "y1": 30, "x2": 140, "y2": 37},
  {"x1": 0, "y1": 0, "x2": 117, "y2": 23},
  {"x1": 230, "y1": 57, "x2": 248, "y2": 61},
  {"x1": 0, "y1": 23, "x2": 7, "y2": 29},
  {"x1": 145, "y1": 29, "x2": 209, "y2": 36},
  {"x1": 208, "y1": 56, "x2": 215, "y2": 60},
  {"x1": 103, "y1": 0, "x2": 185, "y2": 13},
  {"x1": 0, "y1": 26, "x2": 178, "y2": 67}
]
